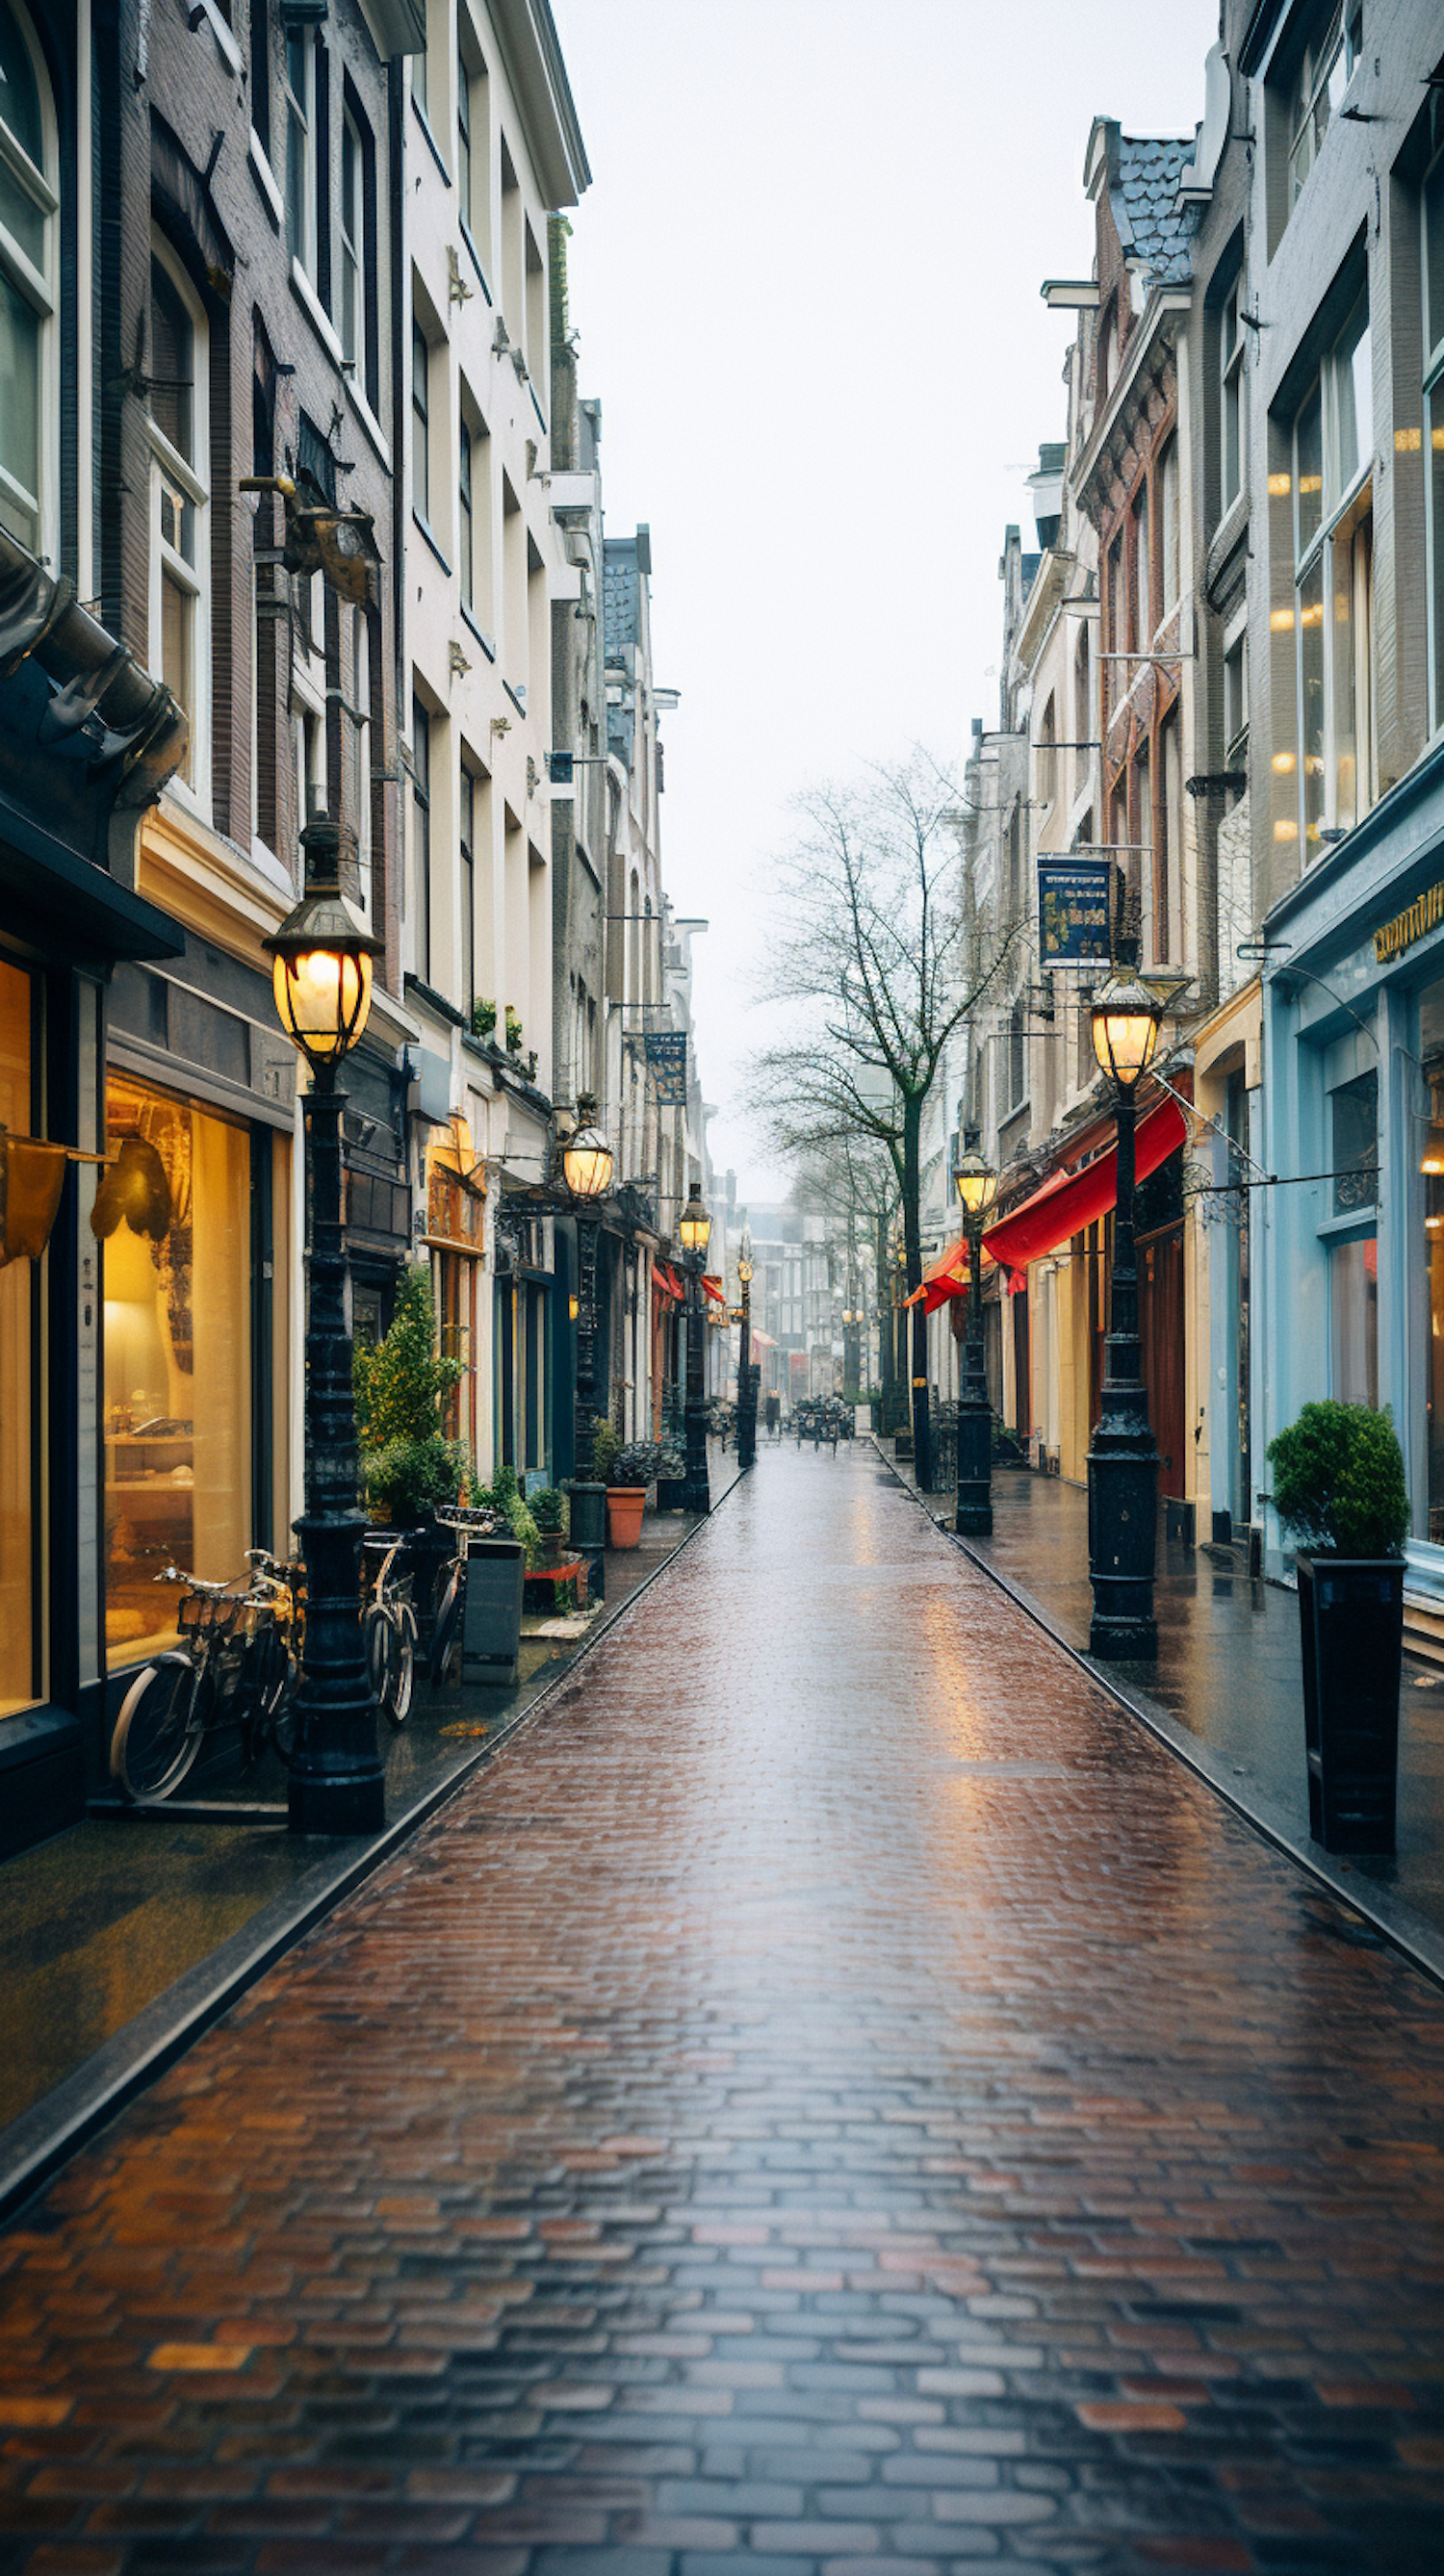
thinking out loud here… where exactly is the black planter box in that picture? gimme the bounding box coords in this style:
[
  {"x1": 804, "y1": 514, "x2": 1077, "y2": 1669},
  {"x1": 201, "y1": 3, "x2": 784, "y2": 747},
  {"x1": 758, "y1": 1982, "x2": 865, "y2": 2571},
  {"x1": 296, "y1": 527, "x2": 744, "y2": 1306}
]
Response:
[
  {"x1": 1295, "y1": 1550, "x2": 1404, "y2": 1855},
  {"x1": 656, "y1": 1477, "x2": 686, "y2": 1513}
]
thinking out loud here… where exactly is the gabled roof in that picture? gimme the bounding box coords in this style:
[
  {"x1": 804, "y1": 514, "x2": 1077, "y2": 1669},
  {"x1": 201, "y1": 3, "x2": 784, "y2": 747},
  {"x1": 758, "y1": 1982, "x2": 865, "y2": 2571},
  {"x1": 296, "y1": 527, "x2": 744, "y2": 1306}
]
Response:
[{"x1": 1112, "y1": 133, "x2": 1195, "y2": 285}]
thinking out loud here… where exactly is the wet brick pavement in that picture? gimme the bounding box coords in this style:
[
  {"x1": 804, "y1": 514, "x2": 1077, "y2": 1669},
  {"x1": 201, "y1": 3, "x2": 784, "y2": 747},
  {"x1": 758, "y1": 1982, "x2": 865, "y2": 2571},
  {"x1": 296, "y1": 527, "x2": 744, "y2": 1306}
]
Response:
[{"x1": 0, "y1": 1442, "x2": 1442, "y2": 2576}]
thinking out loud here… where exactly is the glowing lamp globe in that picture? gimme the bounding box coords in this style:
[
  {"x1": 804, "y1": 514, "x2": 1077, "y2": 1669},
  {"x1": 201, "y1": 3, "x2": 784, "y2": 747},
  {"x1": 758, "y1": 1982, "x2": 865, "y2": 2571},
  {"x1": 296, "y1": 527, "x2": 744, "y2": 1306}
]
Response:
[
  {"x1": 561, "y1": 1097, "x2": 613, "y2": 1199},
  {"x1": 955, "y1": 1149, "x2": 997, "y2": 1218},
  {"x1": 679, "y1": 1186, "x2": 711, "y2": 1254},
  {"x1": 738, "y1": 1256, "x2": 754, "y2": 1283},
  {"x1": 1091, "y1": 970, "x2": 1164, "y2": 1090},
  {"x1": 266, "y1": 822, "x2": 382, "y2": 1066}
]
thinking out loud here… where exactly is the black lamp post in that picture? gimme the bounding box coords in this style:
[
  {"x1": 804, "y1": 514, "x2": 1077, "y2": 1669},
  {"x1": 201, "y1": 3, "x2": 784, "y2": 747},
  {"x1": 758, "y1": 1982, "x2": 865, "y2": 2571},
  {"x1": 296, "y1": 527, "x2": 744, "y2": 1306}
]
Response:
[
  {"x1": 265, "y1": 817, "x2": 386, "y2": 1835},
  {"x1": 560, "y1": 1095, "x2": 613, "y2": 1587},
  {"x1": 954, "y1": 1137, "x2": 998, "y2": 1537},
  {"x1": 736, "y1": 1230, "x2": 757, "y2": 1471},
  {"x1": 679, "y1": 1181, "x2": 712, "y2": 1513},
  {"x1": 1086, "y1": 958, "x2": 1165, "y2": 1659}
]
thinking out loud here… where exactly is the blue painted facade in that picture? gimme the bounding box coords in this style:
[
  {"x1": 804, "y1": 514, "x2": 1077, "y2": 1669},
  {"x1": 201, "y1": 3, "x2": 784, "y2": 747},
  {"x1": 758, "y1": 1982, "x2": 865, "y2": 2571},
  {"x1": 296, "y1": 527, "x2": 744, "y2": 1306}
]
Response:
[{"x1": 1258, "y1": 738, "x2": 1444, "y2": 1591}]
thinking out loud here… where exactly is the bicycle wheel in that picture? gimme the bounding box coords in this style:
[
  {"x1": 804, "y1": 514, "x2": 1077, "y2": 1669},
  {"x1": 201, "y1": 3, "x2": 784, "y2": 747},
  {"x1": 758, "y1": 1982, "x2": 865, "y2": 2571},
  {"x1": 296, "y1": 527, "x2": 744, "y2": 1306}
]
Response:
[
  {"x1": 241, "y1": 1626, "x2": 292, "y2": 1767},
  {"x1": 428, "y1": 1565, "x2": 461, "y2": 1685},
  {"x1": 111, "y1": 1655, "x2": 204, "y2": 1802},
  {"x1": 387, "y1": 1602, "x2": 417, "y2": 1727}
]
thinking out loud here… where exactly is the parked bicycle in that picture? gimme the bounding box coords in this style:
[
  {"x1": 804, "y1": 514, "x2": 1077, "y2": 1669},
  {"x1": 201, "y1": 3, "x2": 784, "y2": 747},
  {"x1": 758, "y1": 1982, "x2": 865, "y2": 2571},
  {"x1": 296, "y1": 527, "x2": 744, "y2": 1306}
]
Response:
[
  {"x1": 108, "y1": 1552, "x2": 300, "y2": 1804},
  {"x1": 362, "y1": 1533, "x2": 418, "y2": 1726}
]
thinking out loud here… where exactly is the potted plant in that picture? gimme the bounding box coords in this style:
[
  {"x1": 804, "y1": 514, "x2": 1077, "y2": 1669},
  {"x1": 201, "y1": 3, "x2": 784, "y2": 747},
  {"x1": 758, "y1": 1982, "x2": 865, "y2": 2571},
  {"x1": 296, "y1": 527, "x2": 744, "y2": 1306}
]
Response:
[
  {"x1": 353, "y1": 1266, "x2": 468, "y2": 1634},
  {"x1": 569, "y1": 1415, "x2": 616, "y2": 1554},
  {"x1": 656, "y1": 1445, "x2": 686, "y2": 1512},
  {"x1": 1267, "y1": 1400, "x2": 1409, "y2": 1855},
  {"x1": 504, "y1": 1004, "x2": 524, "y2": 1056},
  {"x1": 529, "y1": 1485, "x2": 568, "y2": 1564},
  {"x1": 471, "y1": 995, "x2": 497, "y2": 1042},
  {"x1": 606, "y1": 1439, "x2": 658, "y2": 1550}
]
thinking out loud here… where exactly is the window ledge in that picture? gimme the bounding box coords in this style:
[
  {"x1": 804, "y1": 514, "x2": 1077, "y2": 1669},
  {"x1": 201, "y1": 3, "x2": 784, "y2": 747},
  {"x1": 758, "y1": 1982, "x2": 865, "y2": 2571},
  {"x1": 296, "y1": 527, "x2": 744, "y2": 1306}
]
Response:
[
  {"x1": 1315, "y1": 1207, "x2": 1377, "y2": 1243},
  {"x1": 461, "y1": 603, "x2": 496, "y2": 660},
  {"x1": 410, "y1": 93, "x2": 451, "y2": 188},
  {"x1": 289, "y1": 256, "x2": 346, "y2": 372},
  {"x1": 347, "y1": 377, "x2": 392, "y2": 475},
  {"x1": 248, "y1": 130, "x2": 284, "y2": 230},
  {"x1": 411, "y1": 510, "x2": 451, "y2": 577},
  {"x1": 459, "y1": 217, "x2": 493, "y2": 305},
  {"x1": 193, "y1": 0, "x2": 241, "y2": 75}
]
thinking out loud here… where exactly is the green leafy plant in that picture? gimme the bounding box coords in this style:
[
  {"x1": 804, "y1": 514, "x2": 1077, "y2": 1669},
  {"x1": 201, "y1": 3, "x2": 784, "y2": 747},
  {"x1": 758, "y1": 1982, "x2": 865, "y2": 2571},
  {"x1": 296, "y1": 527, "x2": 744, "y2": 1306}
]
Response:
[
  {"x1": 611, "y1": 1440, "x2": 661, "y2": 1490},
  {"x1": 504, "y1": 1005, "x2": 524, "y2": 1054},
  {"x1": 580, "y1": 1416, "x2": 619, "y2": 1486},
  {"x1": 1267, "y1": 1401, "x2": 1409, "y2": 1558},
  {"x1": 353, "y1": 1264, "x2": 468, "y2": 1527},
  {"x1": 472, "y1": 1461, "x2": 542, "y2": 1564},
  {"x1": 658, "y1": 1447, "x2": 684, "y2": 1481},
  {"x1": 529, "y1": 1485, "x2": 567, "y2": 1535},
  {"x1": 471, "y1": 996, "x2": 498, "y2": 1041}
]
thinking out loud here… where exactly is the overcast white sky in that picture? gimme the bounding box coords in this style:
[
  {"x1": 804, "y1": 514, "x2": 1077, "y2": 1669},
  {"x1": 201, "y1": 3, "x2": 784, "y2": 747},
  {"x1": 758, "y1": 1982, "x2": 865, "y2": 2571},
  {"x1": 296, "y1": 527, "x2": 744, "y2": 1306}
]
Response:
[{"x1": 549, "y1": 0, "x2": 1219, "y2": 1199}]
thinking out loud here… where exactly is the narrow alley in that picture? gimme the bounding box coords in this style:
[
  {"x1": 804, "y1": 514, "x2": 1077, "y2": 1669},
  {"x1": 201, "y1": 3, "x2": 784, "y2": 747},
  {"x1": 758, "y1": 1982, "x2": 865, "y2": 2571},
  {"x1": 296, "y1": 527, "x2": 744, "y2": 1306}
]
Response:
[{"x1": 0, "y1": 1446, "x2": 1440, "y2": 2576}]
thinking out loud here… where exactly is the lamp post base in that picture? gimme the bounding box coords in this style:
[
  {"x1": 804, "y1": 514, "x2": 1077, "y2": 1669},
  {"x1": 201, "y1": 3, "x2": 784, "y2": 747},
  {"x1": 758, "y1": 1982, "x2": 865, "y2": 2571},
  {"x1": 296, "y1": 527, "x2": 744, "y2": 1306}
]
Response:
[
  {"x1": 1086, "y1": 1448, "x2": 1159, "y2": 1661},
  {"x1": 288, "y1": 1764, "x2": 387, "y2": 1836}
]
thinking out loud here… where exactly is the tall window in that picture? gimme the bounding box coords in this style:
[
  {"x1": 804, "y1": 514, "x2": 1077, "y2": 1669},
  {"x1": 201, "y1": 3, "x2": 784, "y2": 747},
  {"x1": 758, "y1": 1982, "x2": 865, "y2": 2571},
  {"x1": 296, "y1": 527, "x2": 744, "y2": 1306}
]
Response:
[
  {"x1": 0, "y1": 0, "x2": 56, "y2": 558},
  {"x1": 0, "y1": 956, "x2": 40, "y2": 1713},
  {"x1": 458, "y1": 415, "x2": 473, "y2": 607},
  {"x1": 339, "y1": 107, "x2": 366, "y2": 385},
  {"x1": 456, "y1": 39, "x2": 472, "y2": 227},
  {"x1": 412, "y1": 698, "x2": 431, "y2": 984},
  {"x1": 1288, "y1": 290, "x2": 1373, "y2": 855},
  {"x1": 248, "y1": 0, "x2": 270, "y2": 157},
  {"x1": 1424, "y1": 131, "x2": 1444, "y2": 732},
  {"x1": 1288, "y1": 4, "x2": 1362, "y2": 209},
  {"x1": 283, "y1": 29, "x2": 315, "y2": 274},
  {"x1": 348, "y1": 605, "x2": 372, "y2": 916},
  {"x1": 148, "y1": 241, "x2": 208, "y2": 796},
  {"x1": 1159, "y1": 438, "x2": 1179, "y2": 614},
  {"x1": 460, "y1": 765, "x2": 476, "y2": 1017},
  {"x1": 1132, "y1": 479, "x2": 1150, "y2": 647},
  {"x1": 411, "y1": 313, "x2": 430, "y2": 526},
  {"x1": 1221, "y1": 274, "x2": 1248, "y2": 514}
]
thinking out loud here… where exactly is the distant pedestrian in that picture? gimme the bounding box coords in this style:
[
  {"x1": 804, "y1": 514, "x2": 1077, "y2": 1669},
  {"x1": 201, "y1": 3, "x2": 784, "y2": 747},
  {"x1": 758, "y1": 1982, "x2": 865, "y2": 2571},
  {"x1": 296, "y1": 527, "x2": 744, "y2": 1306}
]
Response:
[{"x1": 765, "y1": 1392, "x2": 780, "y2": 1441}]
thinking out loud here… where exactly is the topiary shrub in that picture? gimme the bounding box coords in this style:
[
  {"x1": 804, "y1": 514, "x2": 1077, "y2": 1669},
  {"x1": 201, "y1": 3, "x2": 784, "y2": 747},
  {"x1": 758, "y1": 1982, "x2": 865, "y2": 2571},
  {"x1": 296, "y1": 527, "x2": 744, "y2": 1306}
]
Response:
[
  {"x1": 581, "y1": 1416, "x2": 619, "y2": 1485},
  {"x1": 611, "y1": 1440, "x2": 661, "y2": 1490},
  {"x1": 1267, "y1": 1400, "x2": 1409, "y2": 1558}
]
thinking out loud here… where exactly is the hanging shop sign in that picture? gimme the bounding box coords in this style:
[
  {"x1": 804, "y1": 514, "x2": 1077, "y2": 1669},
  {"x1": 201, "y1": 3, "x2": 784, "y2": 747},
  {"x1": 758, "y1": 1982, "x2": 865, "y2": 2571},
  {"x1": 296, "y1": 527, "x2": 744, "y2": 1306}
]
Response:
[
  {"x1": 1038, "y1": 859, "x2": 1116, "y2": 966},
  {"x1": 645, "y1": 1030, "x2": 688, "y2": 1102}
]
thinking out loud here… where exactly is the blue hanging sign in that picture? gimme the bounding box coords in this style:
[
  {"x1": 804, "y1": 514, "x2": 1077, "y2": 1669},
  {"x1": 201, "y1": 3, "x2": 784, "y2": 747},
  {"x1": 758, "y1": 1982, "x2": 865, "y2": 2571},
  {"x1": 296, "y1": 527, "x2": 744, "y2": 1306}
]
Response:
[
  {"x1": 1038, "y1": 859, "x2": 1115, "y2": 966},
  {"x1": 645, "y1": 1030, "x2": 688, "y2": 1102}
]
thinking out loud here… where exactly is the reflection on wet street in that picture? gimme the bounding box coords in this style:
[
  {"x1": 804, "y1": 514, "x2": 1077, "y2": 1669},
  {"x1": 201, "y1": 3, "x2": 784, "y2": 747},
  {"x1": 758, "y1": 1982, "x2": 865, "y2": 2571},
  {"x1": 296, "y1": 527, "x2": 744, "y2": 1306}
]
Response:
[{"x1": 0, "y1": 1442, "x2": 1440, "y2": 2573}]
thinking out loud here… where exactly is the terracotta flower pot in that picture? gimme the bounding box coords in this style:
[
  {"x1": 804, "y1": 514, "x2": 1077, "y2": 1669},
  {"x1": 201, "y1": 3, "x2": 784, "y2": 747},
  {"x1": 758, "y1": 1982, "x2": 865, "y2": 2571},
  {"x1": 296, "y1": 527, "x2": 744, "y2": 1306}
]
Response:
[{"x1": 606, "y1": 1486, "x2": 646, "y2": 1549}]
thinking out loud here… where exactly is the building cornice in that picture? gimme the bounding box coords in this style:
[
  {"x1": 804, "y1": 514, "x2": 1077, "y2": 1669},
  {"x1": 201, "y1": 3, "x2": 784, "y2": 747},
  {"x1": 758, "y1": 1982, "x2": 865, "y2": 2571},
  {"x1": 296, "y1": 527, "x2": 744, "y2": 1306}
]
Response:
[
  {"x1": 1070, "y1": 288, "x2": 1190, "y2": 516},
  {"x1": 492, "y1": 0, "x2": 591, "y2": 208}
]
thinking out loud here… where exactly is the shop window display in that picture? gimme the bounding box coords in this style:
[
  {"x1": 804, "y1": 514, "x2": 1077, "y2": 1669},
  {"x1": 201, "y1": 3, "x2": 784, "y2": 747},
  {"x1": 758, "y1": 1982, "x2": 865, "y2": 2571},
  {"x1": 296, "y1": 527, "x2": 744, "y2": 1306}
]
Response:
[{"x1": 100, "y1": 1075, "x2": 251, "y2": 1666}]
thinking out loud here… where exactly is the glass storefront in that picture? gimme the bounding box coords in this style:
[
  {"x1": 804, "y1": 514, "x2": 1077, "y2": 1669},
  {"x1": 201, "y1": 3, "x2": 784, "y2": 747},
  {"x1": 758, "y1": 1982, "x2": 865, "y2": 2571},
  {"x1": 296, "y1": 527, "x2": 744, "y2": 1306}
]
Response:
[
  {"x1": 0, "y1": 956, "x2": 39, "y2": 1715},
  {"x1": 101, "y1": 1073, "x2": 252, "y2": 1667}
]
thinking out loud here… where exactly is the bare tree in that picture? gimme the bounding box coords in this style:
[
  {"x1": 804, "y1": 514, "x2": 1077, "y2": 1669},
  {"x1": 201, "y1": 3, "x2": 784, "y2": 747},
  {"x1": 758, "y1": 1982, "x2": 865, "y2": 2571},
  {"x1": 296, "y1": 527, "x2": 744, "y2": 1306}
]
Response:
[{"x1": 752, "y1": 754, "x2": 1020, "y2": 1487}]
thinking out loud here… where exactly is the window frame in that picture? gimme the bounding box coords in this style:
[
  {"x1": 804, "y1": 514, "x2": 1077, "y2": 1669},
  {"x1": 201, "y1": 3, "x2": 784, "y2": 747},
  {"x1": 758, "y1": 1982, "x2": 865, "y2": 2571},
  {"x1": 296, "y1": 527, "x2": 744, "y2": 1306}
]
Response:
[
  {"x1": 283, "y1": 25, "x2": 316, "y2": 278},
  {"x1": 339, "y1": 102, "x2": 367, "y2": 388},
  {"x1": 1287, "y1": 3, "x2": 1362, "y2": 211},
  {"x1": 146, "y1": 230, "x2": 210, "y2": 814},
  {"x1": 412, "y1": 696, "x2": 432, "y2": 986},
  {"x1": 1423, "y1": 130, "x2": 1444, "y2": 733},
  {"x1": 1288, "y1": 288, "x2": 1374, "y2": 856},
  {"x1": 411, "y1": 309, "x2": 430, "y2": 529},
  {"x1": 1221, "y1": 273, "x2": 1248, "y2": 516},
  {"x1": 458, "y1": 411, "x2": 473, "y2": 608},
  {"x1": 0, "y1": 0, "x2": 58, "y2": 564}
]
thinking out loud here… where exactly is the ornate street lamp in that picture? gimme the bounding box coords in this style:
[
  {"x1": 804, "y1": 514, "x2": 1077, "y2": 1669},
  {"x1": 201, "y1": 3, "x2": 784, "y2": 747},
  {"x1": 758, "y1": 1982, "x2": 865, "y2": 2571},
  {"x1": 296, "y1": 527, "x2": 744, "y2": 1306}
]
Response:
[
  {"x1": 678, "y1": 1181, "x2": 711, "y2": 1513},
  {"x1": 264, "y1": 816, "x2": 386, "y2": 1835},
  {"x1": 736, "y1": 1230, "x2": 757, "y2": 1470},
  {"x1": 559, "y1": 1095, "x2": 613, "y2": 1587},
  {"x1": 1086, "y1": 957, "x2": 1165, "y2": 1659},
  {"x1": 954, "y1": 1139, "x2": 998, "y2": 1536}
]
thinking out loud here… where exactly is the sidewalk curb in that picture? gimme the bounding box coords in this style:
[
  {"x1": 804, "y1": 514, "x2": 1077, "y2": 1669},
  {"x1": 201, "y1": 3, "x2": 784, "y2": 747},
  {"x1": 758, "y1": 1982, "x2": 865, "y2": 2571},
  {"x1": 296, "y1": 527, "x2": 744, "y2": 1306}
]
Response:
[
  {"x1": 0, "y1": 1473, "x2": 740, "y2": 2232},
  {"x1": 871, "y1": 1439, "x2": 1444, "y2": 1995}
]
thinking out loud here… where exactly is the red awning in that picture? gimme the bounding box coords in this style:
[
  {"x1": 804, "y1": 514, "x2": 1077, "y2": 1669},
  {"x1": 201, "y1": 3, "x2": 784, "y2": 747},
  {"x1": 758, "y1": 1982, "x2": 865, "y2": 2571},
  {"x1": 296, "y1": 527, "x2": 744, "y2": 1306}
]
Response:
[
  {"x1": 652, "y1": 1262, "x2": 683, "y2": 1302},
  {"x1": 981, "y1": 1095, "x2": 1188, "y2": 1280},
  {"x1": 901, "y1": 1236, "x2": 999, "y2": 1314},
  {"x1": 702, "y1": 1274, "x2": 727, "y2": 1305}
]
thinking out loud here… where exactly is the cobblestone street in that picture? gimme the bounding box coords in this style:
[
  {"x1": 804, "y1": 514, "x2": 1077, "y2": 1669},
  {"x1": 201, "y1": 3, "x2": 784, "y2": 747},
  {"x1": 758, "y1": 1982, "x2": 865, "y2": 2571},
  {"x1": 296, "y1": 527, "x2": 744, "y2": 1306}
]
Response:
[{"x1": 1, "y1": 1445, "x2": 1442, "y2": 2576}]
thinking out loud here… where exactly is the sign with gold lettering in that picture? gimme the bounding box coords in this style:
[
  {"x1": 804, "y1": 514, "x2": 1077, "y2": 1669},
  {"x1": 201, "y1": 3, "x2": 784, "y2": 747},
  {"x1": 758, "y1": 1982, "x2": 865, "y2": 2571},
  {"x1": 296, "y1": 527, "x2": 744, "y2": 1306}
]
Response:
[{"x1": 1375, "y1": 880, "x2": 1444, "y2": 964}]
